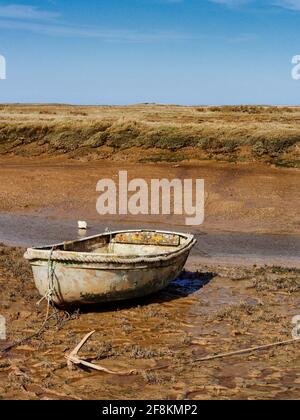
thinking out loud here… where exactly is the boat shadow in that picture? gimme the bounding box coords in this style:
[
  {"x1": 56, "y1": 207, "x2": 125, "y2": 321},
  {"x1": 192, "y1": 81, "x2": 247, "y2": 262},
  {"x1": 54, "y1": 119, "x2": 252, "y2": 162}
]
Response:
[{"x1": 79, "y1": 270, "x2": 216, "y2": 314}]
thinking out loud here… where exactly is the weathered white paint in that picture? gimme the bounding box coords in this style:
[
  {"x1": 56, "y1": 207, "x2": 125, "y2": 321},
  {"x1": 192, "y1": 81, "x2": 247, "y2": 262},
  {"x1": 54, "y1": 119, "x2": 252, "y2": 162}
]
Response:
[{"x1": 25, "y1": 230, "x2": 196, "y2": 306}]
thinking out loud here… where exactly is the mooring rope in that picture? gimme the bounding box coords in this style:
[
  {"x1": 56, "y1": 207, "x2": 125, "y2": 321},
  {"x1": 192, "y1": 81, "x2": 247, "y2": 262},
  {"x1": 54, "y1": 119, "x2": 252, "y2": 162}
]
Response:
[
  {"x1": 37, "y1": 247, "x2": 56, "y2": 308},
  {"x1": 0, "y1": 249, "x2": 58, "y2": 355},
  {"x1": 35, "y1": 246, "x2": 59, "y2": 337}
]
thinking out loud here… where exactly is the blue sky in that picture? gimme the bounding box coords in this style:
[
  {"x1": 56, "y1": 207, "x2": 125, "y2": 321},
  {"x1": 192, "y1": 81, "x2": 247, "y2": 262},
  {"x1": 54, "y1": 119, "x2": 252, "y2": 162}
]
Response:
[{"x1": 0, "y1": 0, "x2": 300, "y2": 105}]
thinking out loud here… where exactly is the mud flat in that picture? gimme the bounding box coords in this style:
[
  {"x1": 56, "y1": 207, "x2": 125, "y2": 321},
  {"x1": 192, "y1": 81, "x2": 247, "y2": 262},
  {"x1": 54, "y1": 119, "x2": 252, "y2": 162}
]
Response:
[
  {"x1": 0, "y1": 157, "x2": 299, "y2": 235},
  {"x1": 0, "y1": 157, "x2": 299, "y2": 400},
  {"x1": 0, "y1": 244, "x2": 299, "y2": 400},
  {"x1": 0, "y1": 157, "x2": 299, "y2": 265}
]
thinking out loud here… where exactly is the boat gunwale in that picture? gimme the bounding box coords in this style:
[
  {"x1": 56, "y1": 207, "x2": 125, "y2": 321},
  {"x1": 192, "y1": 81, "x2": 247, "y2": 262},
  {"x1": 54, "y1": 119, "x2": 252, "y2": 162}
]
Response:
[{"x1": 24, "y1": 229, "x2": 196, "y2": 265}]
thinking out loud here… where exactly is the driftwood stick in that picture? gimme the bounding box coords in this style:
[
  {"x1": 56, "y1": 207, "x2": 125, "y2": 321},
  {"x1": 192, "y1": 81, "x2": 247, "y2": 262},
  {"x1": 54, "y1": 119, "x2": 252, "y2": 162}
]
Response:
[
  {"x1": 192, "y1": 337, "x2": 300, "y2": 363},
  {"x1": 66, "y1": 354, "x2": 136, "y2": 376},
  {"x1": 69, "y1": 331, "x2": 96, "y2": 358},
  {"x1": 66, "y1": 330, "x2": 96, "y2": 371},
  {"x1": 66, "y1": 331, "x2": 137, "y2": 376},
  {"x1": 66, "y1": 331, "x2": 300, "y2": 377}
]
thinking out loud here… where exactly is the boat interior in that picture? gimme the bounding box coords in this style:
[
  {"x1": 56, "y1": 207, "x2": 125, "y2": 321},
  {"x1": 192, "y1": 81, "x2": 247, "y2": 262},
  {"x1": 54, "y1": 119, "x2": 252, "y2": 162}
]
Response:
[{"x1": 40, "y1": 231, "x2": 190, "y2": 256}]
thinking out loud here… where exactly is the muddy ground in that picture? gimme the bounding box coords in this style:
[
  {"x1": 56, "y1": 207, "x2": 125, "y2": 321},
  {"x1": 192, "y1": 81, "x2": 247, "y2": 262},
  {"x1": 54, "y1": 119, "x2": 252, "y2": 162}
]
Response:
[
  {"x1": 0, "y1": 158, "x2": 299, "y2": 235},
  {"x1": 0, "y1": 157, "x2": 299, "y2": 400},
  {"x1": 0, "y1": 244, "x2": 299, "y2": 400}
]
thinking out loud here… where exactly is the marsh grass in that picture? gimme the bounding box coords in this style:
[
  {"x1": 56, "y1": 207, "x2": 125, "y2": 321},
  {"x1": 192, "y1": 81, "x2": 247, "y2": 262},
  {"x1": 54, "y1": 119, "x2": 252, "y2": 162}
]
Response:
[
  {"x1": 252, "y1": 266, "x2": 300, "y2": 292},
  {"x1": 0, "y1": 104, "x2": 299, "y2": 166},
  {"x1": 0, "y1": 244, "x2": 31, "y2": 283}
]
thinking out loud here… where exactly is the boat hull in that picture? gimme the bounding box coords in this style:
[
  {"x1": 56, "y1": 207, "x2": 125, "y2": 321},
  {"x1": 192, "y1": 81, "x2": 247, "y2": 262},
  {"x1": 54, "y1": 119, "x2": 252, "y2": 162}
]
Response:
[
  {"x1": 25, "y1": 229, "x2": 196, "y2": 306},
  {"x1": 30, "y1": 251, "x2": 190, "y2": 306}
]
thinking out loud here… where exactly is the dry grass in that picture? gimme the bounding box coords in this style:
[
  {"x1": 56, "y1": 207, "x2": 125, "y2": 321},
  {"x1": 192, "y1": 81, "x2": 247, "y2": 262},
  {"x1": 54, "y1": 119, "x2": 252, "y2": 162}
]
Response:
[
  {"x1": 0, "y1": 104, "x2": 299, "y2": 166},
  {"x1": 252, "y1": 266, "x2": 300, "y2": 292},
  {"x1": 0, "y1": 244, "x2": 32, "y2": 283}
]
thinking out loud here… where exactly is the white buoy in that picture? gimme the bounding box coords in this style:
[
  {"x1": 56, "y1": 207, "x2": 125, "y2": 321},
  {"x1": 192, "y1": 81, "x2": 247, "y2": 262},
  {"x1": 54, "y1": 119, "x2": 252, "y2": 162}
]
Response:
[{"x1": 78, "y1": 221, "x2": 88, "y2": 230}]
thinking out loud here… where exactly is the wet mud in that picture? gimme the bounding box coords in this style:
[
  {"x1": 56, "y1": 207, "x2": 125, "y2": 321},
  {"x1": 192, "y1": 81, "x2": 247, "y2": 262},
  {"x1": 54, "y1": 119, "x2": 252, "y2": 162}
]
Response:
[
  {"x1": 0, "y1": 245, "x2": 299, "y2": 400},
  {"x1": 0, "y1": 158, "x2": 299, "y2": 400},
  {"x1": 0, "y1": 158, "x2": 299, "y2": 236}
]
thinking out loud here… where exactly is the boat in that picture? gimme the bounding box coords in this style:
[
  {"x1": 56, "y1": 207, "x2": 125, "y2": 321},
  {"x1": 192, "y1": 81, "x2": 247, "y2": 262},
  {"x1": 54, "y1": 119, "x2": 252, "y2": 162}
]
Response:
[{"x1": 24, "y1": 229, "x2": 196, "y2": 306}]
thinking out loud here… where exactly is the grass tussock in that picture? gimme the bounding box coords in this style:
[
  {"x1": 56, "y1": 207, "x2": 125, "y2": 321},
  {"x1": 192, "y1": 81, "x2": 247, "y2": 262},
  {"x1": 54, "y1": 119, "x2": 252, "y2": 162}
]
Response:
[
  {"x1": 0, "y1": 244, "x2": 31, "y2": 283},
  {"x1": 253, "y1": 266, "x2": 300, "y2": 293},
  {"x1": 0, "y1": 104, "x2": 299, "y2": 166}
]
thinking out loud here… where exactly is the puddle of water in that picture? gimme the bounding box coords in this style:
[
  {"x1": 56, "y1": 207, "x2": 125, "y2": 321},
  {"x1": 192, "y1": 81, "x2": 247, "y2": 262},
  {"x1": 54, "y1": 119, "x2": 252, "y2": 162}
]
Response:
[
  {"x1": 0, "y1": 212, "x2": 299, "y2": 267},
  {"x1": 0, "y1": 212, "x2": 115, "y2": 247}
]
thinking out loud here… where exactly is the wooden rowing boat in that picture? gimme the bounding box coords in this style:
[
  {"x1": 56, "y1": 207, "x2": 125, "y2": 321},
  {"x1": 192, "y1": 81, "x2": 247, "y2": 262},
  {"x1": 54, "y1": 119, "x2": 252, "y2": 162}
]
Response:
[{"x1": 24, "y1": 230, "x2": 196, "y2": 306}]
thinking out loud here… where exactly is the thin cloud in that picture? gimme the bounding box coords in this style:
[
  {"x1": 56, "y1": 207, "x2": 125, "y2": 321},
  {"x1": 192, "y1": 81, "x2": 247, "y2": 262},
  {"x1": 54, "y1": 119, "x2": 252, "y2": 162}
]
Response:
[
  {"x1": 274, "y1": 0, "x2": 300, "y2": 11},
  {"x1": 0, "y1": 4, "x2": 59, "y2": 20},
  {"x1": 0, "y1": 17, "x2": 256, "y2": 44},
  {"x1": 0, "y1": 19, "x2": 191, "y2": 42},
  {"x1": 0, "y1": 3, "x2": 190, "y2": 42},
  {"x1": 151, "y1": 0, "x2": 184, "y2": 3},
  {"x1": 158, "y1": 0, "x2": 184, "y2": 3},
  {"x1": 0, "y1": 2, "x2": 264, "y2": 43},
  {"x1": 209, "y1": 0, "x2": 300, "y2": 11},
  {"x1": 209, "y1": 0, "x2": 251, "y2": 6}
]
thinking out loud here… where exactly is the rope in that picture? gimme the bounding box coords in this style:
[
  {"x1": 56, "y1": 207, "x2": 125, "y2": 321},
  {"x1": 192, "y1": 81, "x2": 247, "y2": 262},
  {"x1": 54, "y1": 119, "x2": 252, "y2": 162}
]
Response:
[
  {"x1": 36, "y1": 247, "x2": 58, "y2": 338},
  {"x1": 37, "y1": 247, "x2": 56, "y2": 307},
  {"x1": 0, "y1": 313, "x2": 58, "y2": 355},
  {"x1": 0, "y1": 249, "x2": 58, "y2": 355}
]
